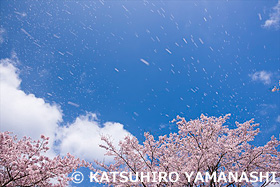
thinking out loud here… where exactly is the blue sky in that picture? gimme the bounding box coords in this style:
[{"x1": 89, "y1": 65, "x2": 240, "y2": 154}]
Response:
[{"x1": 0, "y1": 0, "x2": 279, "y2": 186}]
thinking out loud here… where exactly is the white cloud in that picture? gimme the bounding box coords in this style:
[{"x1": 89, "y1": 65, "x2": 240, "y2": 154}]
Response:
[
  {"x1": 263, "y1": 1, "x2": 280, "y2": 29},
  {"x1": 0, "y1": 57, "x2": 132, "y2": 162},
  {"x1": 0, "y1": 59, "x2": 62, "y2": 144},
  {"x1": 57, "y1": 113, "x2": 131, "y2": 162},
  {"x1": 250, "y1": 71, "x2": 272, "y2": 85}
]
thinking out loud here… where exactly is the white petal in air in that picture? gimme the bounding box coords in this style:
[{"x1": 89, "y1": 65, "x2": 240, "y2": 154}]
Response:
[
  {"x1": 165, "y1": 48, "x2": 172, "y2": 54},
  {"x1": 67, "y1": 101, "x2": 80, "y2": 107},
  {"x1": 140, "y1": 59, "x2": 150, "y2": 66}
]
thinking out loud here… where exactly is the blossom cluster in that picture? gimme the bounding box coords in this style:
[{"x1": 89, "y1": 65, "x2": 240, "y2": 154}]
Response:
[
  {"x1": 96, "y1": 114, "x2": 280, "y2": 187},
  {"x1": 0, "y1": 132, "x2": 87, "y2": 186}
]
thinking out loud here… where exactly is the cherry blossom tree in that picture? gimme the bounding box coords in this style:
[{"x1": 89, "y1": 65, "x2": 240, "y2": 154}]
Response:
[
  {"x1": 96, "y1": 114, "x2": 280, "y2": 187},
  {"x1": 0, "y1": 131, "x2": 87, "y2": 187},
  {"x1": 272, "y1": 80, "x2": 280, "y2": 92}
]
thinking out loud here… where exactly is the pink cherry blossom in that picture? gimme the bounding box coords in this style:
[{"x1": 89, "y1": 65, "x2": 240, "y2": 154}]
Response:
[
  {"x1": 96, "y1": 114, "x2": 280, "y2": 187},
  {"x1": 0, "y1": 132, "x2": 88, "y2": 186}
]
